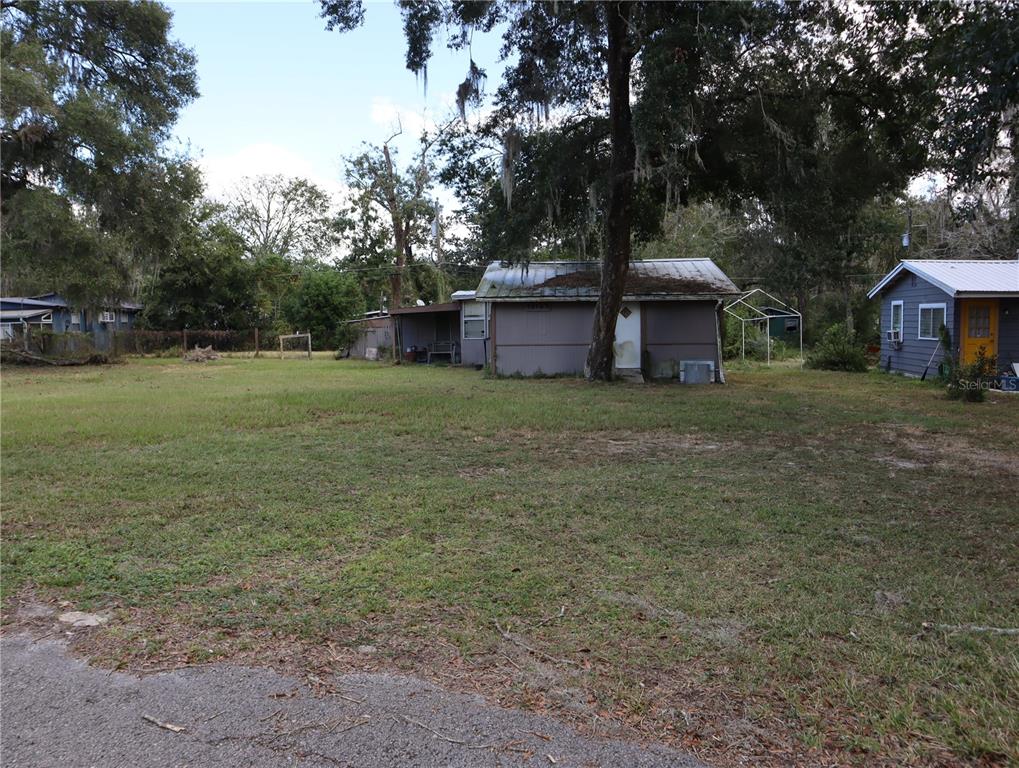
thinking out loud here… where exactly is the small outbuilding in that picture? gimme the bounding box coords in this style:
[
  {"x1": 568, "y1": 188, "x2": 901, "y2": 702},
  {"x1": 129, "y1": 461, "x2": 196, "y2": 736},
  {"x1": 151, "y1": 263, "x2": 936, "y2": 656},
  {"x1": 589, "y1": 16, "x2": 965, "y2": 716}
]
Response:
[
  {"x1": 476, "y1": 258, "x2": 740, "y2": 381},
  {"x1": 345, "y1": 311, "x2": 393, "y2": 360},
  {"x1": 389, "y1": 301, "x2": 463, "y2": 363},
  {"x1": 867, "y1": 259, "x2": 1019, "y2": 376},
  {"x1": 346, "y1": 293, "x2": 490, "y2": 365}
]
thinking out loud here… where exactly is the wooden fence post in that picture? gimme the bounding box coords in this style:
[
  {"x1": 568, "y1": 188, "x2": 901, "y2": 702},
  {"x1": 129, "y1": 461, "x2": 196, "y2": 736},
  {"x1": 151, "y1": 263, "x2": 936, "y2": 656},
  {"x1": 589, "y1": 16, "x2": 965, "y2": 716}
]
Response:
[
  {"x1": 182, "y1": 328, "x2": 187, "y2": 357},
  {"x1": 254, "y1": 327, "x2": 260, "y2": 358}
]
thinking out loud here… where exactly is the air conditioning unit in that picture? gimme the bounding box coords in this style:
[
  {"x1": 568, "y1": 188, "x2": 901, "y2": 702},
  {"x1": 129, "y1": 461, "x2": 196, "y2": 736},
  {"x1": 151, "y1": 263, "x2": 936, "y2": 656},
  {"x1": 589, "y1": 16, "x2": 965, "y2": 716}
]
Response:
[
  {"x1": 886, "y1": 329, "x2": 902, "y2": 343},
  {"x1": 680, "y1": 360, "x2": 715, "y2": 384},
  {"x1": 99, "y1": 311, "x2": 116, "y2": 323}
]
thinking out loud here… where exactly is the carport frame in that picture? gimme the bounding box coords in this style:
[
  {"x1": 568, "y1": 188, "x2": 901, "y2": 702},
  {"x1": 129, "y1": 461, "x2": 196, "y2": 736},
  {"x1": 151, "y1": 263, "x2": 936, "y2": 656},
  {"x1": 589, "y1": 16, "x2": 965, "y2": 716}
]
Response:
[{"x1": 723, "y1": 289, "x2": 803, "y2": 367}]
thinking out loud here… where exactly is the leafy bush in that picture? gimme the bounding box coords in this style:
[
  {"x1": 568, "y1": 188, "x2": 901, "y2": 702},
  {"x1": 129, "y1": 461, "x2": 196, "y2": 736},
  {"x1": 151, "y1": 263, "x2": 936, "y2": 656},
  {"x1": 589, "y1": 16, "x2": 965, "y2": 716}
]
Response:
[
  {"x1": 806, "y1": 323, "x2": 868, "y2": 372},
  {"x1": 724, "y1": 318, "x2": 798, "y2": 362},
  {"x1": 945, "y1": 347, "x2": 996, "y2": 402},
  {"x1": 282, "y1": 269, "x2": 365, "y2": 350}
]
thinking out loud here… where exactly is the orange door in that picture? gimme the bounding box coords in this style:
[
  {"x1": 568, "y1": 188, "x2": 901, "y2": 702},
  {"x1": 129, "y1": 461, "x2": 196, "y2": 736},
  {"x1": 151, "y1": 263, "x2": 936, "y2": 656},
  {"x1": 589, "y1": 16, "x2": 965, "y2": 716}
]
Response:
[{"x1": 960, "y1": 299, "x2": 999, "y2": 364}]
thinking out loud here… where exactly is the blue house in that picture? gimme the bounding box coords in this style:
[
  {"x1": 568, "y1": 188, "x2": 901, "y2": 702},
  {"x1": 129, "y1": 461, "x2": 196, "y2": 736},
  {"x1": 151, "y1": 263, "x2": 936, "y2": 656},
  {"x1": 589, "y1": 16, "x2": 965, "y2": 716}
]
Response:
[
  {"x1": 867, "y1": 260, "x2": 1019, "y2": 377},
  {"x1": 0, "y1": 293, "x2": 142, "y2": 351}
]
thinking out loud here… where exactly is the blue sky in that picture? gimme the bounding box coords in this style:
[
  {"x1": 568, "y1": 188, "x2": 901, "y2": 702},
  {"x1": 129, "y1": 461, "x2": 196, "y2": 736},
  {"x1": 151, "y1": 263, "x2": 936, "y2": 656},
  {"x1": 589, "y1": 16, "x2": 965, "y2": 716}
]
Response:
[{"x1": 166, "y1": 1, "x2": 504, "y2": 199}]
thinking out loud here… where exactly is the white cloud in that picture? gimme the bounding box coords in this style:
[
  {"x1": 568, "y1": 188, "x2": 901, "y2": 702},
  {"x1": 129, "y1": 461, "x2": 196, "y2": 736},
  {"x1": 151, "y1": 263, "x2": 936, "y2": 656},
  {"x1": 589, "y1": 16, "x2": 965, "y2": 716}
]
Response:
[
  {"x1": 198, "y1": 142, "x2": 346, "y2": 202},
  {"x1": 369, "y1": 97, "x2": 438, "y2": 142}
]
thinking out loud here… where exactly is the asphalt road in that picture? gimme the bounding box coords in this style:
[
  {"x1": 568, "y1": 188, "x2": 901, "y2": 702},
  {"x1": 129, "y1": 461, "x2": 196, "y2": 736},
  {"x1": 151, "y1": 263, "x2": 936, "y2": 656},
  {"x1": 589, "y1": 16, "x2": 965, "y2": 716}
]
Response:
[{"x1": 1, "y1": 634, "x2": 706, "y2": 768}]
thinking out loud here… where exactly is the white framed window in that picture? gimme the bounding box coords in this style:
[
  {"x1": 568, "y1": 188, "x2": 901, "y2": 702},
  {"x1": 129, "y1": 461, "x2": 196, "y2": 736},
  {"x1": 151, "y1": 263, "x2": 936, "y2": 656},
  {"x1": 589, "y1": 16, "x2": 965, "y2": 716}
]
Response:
[
  {"x1": 40, "y1": 312, "x2": 53, "y2": 324},
  {"x1": 462, "y1": 300, "x2": 487, "y2": 340},
  {"x1": 890, "y1": 300, "x2": 904, "y2": 334},
  {"x1": 119, "y1": 311, "x2": 130, "y2": 323},
  {"x1": 918, "y1": 303, "x2": 946, "y2": 340},
  {"x1": 70, "y1": 311, "x2": 80, "y2": 326},
  {"x1": 98, "y1": 310, "x2": 115, "y2": 323}
]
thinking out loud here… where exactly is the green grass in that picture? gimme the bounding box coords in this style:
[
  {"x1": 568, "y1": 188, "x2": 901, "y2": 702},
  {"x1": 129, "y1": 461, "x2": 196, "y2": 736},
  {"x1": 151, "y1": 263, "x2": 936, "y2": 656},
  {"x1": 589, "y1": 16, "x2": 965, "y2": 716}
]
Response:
[{"x1": 2, "y1": 358, "x2": 1017, "y2": 766}]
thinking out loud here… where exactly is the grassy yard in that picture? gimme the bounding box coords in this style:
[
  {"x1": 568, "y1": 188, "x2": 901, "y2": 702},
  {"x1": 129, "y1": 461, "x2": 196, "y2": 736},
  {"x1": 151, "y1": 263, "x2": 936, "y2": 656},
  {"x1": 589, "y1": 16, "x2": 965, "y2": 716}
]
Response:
[{"x1": 2, "y1": 358, "x2": 1017, "y2": 766}]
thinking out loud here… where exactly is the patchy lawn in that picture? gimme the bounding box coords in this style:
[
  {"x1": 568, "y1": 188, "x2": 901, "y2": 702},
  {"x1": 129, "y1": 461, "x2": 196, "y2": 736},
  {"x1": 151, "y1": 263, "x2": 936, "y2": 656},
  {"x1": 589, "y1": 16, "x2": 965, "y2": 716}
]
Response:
[{"x1": 2, "y1": 358, "x2": 1017, "y2": 767}]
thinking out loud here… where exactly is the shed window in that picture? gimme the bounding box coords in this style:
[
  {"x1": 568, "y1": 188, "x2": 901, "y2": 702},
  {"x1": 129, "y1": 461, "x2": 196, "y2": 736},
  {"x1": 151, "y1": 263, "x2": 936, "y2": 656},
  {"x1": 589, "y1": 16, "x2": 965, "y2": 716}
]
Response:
[
  {"x1": 890, "y1": 301, "x2": 903, "y2": 334},
  {"x1": 40, "y1": 312, "x2": 53, "y2": 324},
  {"x1": 70, "y1": 311, "x2": 80, "y2": 325},
  {"x1": 784, "y1": 318, "x2": 799, "y2": 332},
  {"x1": 462, "y1": 300, "x2": 487, "y2": 339},
  {"x1": 918, "y1": 303, "x2": 946, "y2": 340}
]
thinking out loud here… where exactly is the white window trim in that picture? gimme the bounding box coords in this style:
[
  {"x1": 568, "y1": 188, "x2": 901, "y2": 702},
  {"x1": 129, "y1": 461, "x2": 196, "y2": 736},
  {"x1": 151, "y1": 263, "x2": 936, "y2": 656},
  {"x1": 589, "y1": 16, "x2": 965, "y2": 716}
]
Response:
[
  {"x1": 461, "y1": 301, "x2": 488, "y2": 340},
  {"x1": 890, "y1": 300, "x2": 904, "y2": 333},
  {"x1": 917, "y1": 302, "x2": 946, "y2": 341},
  {"x1": 40, "y1": 312, "x2": 53, "y2": 324}
]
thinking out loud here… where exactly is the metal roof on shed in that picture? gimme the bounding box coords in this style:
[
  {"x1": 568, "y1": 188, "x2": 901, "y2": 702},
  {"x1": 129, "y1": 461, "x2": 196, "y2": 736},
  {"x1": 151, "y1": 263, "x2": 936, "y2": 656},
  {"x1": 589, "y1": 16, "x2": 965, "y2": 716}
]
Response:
[
  {"x1": 475, "y1": 259, "x2": 740, "y2": 302},
  {"x1": 867, "y1": 260, "x2": 1019, "y2": 299}
]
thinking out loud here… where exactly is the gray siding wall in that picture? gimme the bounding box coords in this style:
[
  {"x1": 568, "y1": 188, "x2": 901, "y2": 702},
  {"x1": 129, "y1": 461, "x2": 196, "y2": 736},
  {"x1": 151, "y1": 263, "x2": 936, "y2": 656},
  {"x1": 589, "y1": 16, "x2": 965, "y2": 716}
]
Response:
[
  {"x1": 492, "y1": 300, "x2": 723, "y2": 379},
  {"x1": 643, "y1": 301, "x2": 720, "y2": 379},
  {"x1": 493, "y1": 303, "x2": 592, "y2": 376},
  {"x1": 460, "y1": 336, "x2": 488, "y2": 366},
  {"x1": 880, "y1": 274, "x2": 954, "y2": 377},
  {"x1": 997, "y1": 298, "x2": 1019, "y2": 369}
]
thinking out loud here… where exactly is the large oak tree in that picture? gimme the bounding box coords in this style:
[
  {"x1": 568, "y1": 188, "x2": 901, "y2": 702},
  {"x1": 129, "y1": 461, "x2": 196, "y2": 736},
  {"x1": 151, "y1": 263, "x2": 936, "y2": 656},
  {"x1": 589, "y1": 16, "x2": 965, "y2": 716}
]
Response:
[{"x1": 1, "y1": 0, "x2": 200, "y2": 304}]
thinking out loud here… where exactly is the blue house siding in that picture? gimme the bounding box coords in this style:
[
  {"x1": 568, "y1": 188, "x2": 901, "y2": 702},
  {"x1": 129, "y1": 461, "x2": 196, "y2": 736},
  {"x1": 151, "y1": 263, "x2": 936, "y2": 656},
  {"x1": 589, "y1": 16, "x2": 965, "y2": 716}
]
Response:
[
  {"x1": 879, "y1": 274, "x2": 954, "y2": 377},
  {"x1": 87, "y1": 310, "x2": 137, "y2": 351},
  {"x1": 1, "y1": 295, "x2": 139, "y2": 352},
  {"x1": 998, "y1": 298, "x2": 1019, "y2": 370}
]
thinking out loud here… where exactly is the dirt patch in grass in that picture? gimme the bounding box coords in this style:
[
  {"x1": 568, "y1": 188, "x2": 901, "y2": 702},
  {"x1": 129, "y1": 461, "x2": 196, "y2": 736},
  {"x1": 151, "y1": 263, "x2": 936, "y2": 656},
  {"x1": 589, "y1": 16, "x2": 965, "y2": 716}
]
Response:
[
  {"x1": 596, "y1": 591, "x2": 744, "y2": 645},
  {"x1": 492, "y1": 428, "x2": 733, "y2": 461},
  {"x1": 873, "y1": 425, "x2": 1019, "y2": 476}
]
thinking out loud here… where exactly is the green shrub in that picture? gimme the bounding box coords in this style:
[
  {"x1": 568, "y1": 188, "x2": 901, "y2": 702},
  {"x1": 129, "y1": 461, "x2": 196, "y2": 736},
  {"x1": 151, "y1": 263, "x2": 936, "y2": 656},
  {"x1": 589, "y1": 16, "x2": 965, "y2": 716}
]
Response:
[
  {"x1": 333, "y1": 321, "x2": 362, "y2": 356},
  {"x1": 945, "y1": 347, "x2": 996, "y2": 402},
  {"x1": 806, "y1": 323, "x2": 868, "y2": 372}
]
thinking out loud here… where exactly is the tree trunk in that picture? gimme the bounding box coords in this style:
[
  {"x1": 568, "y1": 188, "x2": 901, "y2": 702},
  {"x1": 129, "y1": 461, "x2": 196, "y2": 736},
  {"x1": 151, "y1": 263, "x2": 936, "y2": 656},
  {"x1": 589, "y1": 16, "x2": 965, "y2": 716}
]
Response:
[
  {"x1": 586, "y1": 2, "x2": 636, "y2": 381},
  {"x1": 1009, "y1": 109, "x2": 1019, "y2": 257},
  {"x1": 382, "y1": 142, "x2": 406, "y2": 366},
  {"x1": 382, "y1": 142, "x2": 406, "y2": 311},
  {"x1": 844, "y1": 283, "x2": 854, "y2": 335}
]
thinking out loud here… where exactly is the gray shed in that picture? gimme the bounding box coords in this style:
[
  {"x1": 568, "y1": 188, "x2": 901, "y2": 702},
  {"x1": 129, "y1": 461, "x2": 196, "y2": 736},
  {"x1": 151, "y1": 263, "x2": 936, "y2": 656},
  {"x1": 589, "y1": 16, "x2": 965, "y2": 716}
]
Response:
[{"x1": 476, "y1": 259, "x2": 740, "y2": 381}]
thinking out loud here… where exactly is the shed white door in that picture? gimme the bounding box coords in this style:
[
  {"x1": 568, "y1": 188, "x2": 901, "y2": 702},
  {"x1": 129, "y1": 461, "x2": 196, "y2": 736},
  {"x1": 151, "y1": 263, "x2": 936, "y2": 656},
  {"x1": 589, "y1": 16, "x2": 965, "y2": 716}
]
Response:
[{"x1": 613, "y1": 302, "x2": 641, "y2": 369}]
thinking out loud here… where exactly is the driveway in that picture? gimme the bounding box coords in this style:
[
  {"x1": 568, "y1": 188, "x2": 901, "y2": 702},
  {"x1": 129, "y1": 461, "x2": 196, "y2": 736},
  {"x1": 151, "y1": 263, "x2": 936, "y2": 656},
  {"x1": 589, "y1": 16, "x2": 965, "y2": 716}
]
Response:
[{"x1": 1, "y1": 634, "x2": 707, "y2": 767}]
